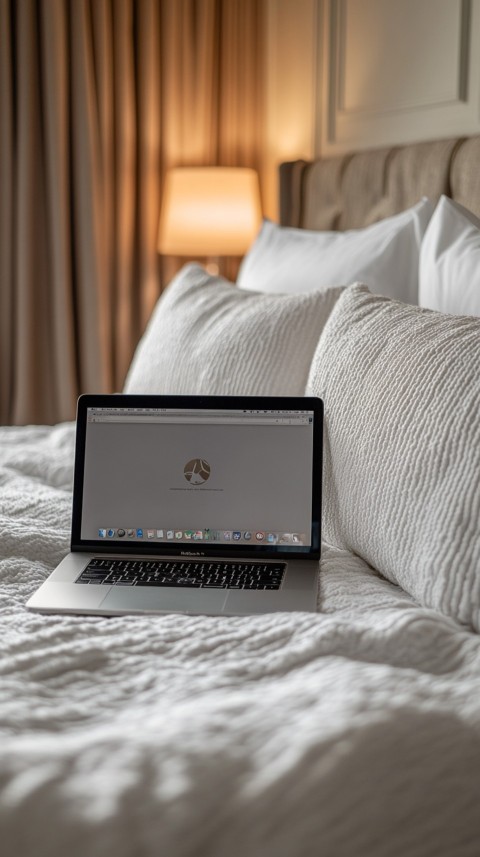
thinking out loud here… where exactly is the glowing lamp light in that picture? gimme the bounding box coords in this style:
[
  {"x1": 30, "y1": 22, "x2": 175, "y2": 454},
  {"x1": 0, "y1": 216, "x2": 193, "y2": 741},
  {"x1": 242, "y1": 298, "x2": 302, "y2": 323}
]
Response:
[{"x1": 158, "y1": 167, "x2": 262, "y2": 260}]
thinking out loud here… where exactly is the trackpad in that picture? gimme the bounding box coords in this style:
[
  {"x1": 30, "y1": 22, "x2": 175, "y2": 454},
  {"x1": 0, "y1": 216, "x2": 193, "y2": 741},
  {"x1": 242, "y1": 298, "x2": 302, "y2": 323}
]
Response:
[{"x1": 101, "y1": 586, "x2": 227, "y2": 615}]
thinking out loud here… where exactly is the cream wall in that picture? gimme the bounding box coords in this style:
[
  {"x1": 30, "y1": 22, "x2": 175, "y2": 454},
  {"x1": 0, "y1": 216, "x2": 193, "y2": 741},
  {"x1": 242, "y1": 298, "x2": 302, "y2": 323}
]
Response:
[
  {"x1": 264, "y1": 0, "x2": 480, "y2": 219},
  {"x1": 262, "y1": 0, "x2": 319, "y2": 219}
]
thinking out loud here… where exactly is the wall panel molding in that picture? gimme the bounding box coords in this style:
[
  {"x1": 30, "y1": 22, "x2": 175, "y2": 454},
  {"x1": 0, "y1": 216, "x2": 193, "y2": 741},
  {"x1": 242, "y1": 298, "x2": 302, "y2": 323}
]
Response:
[{"x1": 317, "y1": 0, "x2": 480, "y2": 155}]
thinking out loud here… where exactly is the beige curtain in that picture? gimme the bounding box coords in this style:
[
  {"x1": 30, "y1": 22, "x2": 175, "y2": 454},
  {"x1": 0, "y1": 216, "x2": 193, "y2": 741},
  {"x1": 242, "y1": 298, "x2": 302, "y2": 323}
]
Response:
[{"x1": 0, "y1": 0, "x2": 264, "y2": 426}]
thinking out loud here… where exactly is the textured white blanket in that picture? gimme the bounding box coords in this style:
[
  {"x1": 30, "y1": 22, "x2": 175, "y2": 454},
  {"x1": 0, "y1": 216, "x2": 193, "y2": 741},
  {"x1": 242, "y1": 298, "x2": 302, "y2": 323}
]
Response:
[{"x1": 1, "y1": 425, "x2": 480, "y2": 857}]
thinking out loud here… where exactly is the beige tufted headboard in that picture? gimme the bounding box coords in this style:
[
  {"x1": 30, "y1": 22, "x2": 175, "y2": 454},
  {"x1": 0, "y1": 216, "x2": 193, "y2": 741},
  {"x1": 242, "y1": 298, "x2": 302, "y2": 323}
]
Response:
[{"x1": 279, "y1": 136, "x2": 480, "y2": 230}]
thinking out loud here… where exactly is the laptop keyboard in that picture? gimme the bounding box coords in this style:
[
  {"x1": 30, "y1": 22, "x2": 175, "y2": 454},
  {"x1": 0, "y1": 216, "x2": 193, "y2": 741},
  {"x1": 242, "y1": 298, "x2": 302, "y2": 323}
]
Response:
[{"x1": 76, "y1": 558, "x2": 286, "y2": 590}]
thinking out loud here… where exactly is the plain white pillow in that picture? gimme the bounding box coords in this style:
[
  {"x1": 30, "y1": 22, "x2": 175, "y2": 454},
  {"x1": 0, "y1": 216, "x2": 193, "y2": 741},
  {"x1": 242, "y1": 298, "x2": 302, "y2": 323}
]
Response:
[
  {"x1": 237, "y1": 199, "x2": 433, "y2": 304},
  {"x1": 419, "y1": 195, "x2": 480, "y2": 316},
  {"x1": 307, "y1": 284, "x2": 480, "y2": 631},
  {"x1": 124, "y1": 263, "x2": 344, "y2": 397}
]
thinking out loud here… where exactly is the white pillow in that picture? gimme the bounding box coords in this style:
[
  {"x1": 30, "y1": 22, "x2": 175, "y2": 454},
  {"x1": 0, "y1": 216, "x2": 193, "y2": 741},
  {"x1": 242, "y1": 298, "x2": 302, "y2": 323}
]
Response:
[
  {"x1": 419, "y1": 195, "x2": 480, "y2": 317},
  {"x1": 237, "y1": 198, "x2": 433, "y2": 304},
  {"x1": 124, "y1": 263, "x2": 344, "y2": 397},
  {"x1": 307, "y1": 284, "x2": 480, "y2": 631}
]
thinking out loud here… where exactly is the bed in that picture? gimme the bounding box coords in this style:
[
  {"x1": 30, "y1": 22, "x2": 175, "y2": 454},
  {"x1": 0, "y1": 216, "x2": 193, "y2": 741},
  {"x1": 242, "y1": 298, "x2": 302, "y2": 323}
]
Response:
[{"x1": 2, "y1": 135, "x2": 480, "y2": 857}]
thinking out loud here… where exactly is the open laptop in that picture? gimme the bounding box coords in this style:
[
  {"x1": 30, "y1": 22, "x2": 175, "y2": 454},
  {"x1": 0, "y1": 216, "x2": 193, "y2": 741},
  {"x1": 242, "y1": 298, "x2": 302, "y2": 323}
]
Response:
[{"x1": 27, "y1": 394, "x2": 323, "y2": 616}]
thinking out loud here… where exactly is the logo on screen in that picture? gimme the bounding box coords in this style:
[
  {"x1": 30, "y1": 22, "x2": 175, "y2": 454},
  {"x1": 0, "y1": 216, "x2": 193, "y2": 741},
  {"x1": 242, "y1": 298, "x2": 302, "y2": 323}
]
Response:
[{"x1": 184, "y1": 458, "x2": 211, "y2": 485}]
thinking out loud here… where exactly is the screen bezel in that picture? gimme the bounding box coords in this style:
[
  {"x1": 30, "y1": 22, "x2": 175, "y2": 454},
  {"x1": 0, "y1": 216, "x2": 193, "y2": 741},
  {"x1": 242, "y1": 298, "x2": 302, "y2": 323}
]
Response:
[{"x1": 71, "y1": 394, "x2": 323, "y2": 560}]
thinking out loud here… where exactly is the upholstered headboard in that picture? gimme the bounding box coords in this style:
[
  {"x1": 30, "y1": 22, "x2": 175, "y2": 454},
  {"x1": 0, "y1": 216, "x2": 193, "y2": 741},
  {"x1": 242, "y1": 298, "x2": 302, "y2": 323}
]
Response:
[{"x1": 279, "y1": 136, "x2": 480, "y2": 230}]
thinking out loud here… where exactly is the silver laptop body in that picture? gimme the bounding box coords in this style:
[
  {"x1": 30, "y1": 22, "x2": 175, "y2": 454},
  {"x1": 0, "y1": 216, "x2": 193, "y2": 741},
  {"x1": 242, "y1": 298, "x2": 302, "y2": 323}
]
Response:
[{"x1": 27, "y1": 394, "x2": 323, "y2": 616}]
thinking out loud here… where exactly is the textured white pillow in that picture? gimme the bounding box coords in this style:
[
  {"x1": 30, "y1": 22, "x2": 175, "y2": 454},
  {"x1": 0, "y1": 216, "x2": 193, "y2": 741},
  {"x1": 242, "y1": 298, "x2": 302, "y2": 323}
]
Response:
[
  {"x1": 238, "y1": 199, "x2": 433, "y2": 304},
  {"x1": 307, "y1": 284, "x2": 480, "y2": 631},
  {"x1": 419, "y1": 195, "x2": 480, "y2": 317},
  {"x1": 124, "y1": 263, "x2": 344, "y2": 397}
]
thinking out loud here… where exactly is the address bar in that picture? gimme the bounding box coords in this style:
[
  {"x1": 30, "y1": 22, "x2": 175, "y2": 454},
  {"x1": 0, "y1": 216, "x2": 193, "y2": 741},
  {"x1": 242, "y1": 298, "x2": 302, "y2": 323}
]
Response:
[{"x1": 91, "y1": 416, "x2": 304, "y2": 425}]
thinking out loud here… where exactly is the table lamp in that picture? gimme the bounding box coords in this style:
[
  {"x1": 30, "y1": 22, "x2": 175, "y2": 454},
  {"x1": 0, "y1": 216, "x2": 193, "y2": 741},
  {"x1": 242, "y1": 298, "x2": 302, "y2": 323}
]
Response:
[{"x1": 158, "y1": 167, "x2": 262, "y2": 274}]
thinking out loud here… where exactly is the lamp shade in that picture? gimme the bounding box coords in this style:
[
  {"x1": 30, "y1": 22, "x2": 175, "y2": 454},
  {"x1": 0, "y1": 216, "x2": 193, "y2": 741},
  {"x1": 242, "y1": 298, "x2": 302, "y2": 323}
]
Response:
[{"x1": 158, "y1": 167, "x2": 262, "y2": 256}]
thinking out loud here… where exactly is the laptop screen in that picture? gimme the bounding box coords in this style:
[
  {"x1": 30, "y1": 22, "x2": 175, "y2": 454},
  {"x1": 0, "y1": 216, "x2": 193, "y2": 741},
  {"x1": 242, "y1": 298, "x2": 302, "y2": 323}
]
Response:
[{"x1": 72, "y1": 395, "x2": 322, "y2": 558}]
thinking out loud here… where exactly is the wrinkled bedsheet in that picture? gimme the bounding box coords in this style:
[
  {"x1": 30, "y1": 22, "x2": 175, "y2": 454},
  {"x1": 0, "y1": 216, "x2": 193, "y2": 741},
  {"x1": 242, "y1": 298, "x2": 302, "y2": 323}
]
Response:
[{"x1": 1, "y1": 424, "x2": 480, "y2": 857}]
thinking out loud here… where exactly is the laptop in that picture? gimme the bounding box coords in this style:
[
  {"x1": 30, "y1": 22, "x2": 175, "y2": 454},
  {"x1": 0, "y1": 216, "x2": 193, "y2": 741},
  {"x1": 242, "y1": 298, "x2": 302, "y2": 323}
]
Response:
[{"x1": 27, "y1": 394, "x2": 323, "y2": 616}]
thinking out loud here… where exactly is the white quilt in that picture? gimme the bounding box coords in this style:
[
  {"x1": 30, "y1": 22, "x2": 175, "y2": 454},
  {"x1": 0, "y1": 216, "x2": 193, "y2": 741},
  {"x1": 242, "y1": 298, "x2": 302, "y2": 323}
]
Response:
[{"x1": 1, "y1": 424, "x2": 480, "y2": 857}]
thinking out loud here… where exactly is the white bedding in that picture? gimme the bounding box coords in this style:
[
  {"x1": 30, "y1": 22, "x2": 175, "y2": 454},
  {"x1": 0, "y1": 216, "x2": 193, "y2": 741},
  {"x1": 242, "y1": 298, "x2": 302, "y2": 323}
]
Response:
[{"x1": 1, "y1": 424, "x2": 480, "y2": 857}]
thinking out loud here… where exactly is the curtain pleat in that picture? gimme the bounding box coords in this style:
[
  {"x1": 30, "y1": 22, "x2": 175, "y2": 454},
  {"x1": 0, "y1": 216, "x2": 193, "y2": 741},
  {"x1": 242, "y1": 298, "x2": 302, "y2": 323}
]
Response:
[
  {"x1": 0, "y1": 0, "x2": 14, "y2": 425},
  {"x1": 135, "y1": 0, "x2": 162, "y2": 332},
  {"x1": 90, "y1": 0, "x2": 115, "y2": 387},
  {"x1": 14, "y1": 0, "x2": 57, "y2": 424},
  {"x1": 41, "y1": 1, "x2": 80, "y2": 418},
  {"x1": 69, "y1": 1, "x2": 108, "y2": 398},
  {"x1": 0, "y1": 0, "x2": 264, "y2": 425}
]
